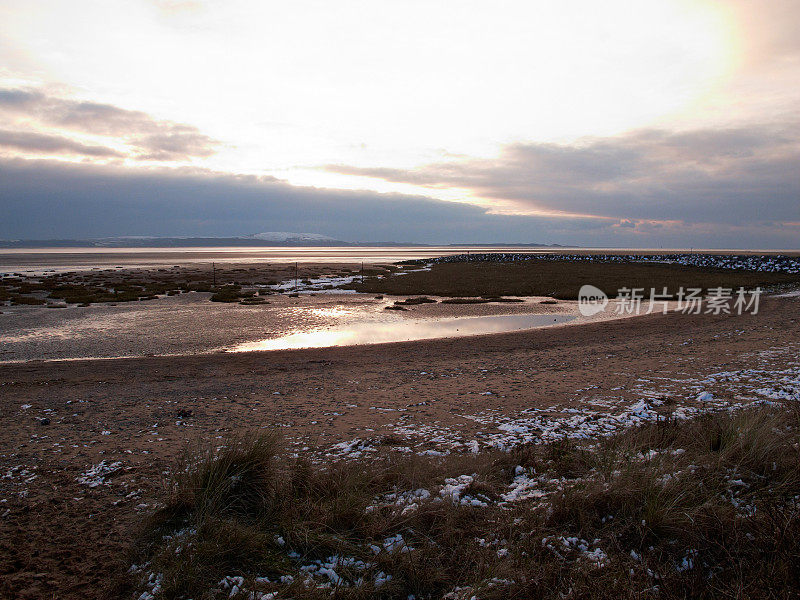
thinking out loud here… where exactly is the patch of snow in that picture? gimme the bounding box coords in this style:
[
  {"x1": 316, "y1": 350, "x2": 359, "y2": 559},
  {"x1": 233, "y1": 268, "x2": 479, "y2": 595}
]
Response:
[{"x1": 76, "y1": 460, "x2": 122, "y2": 487}]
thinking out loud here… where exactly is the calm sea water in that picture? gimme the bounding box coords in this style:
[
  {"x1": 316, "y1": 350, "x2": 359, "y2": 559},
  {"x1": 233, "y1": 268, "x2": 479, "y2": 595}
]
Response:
[
  {"x1": 0, "y1": 245, "x2": 766, "y2": 275},
  {"x1": 0, "y1": 246, "x2": 566, "y2": 274}
]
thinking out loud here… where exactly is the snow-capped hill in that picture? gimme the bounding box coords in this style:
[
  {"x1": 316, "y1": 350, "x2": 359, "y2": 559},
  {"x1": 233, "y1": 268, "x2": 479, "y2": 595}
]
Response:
[{"x1": 244, "y1": 232, "x2": 339, "y2": 242}]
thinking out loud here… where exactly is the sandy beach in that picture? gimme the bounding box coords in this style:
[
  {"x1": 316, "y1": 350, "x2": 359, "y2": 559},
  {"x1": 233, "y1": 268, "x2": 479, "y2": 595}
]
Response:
[{"x1": 0, "y1": 290, "x2": 798, "y2": 598}]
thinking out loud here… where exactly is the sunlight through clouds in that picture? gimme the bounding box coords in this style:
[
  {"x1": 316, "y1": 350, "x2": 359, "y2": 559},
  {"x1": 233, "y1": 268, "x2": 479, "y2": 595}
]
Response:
[
  {"x1": 1, "y1": 1, "x2": 735, "y2": 169},
  {"x1": 0, "y1": 0, "x2": 797, "y2": 246}
]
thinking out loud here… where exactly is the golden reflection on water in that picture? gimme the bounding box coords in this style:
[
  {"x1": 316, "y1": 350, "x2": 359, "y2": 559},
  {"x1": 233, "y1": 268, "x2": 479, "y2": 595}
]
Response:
[
  {"x1": 231, "y1": 313, "x2": 575, "y2": 352},
  {"x1": 235, "y1": 330, "x2": 362, "y2": 351}
]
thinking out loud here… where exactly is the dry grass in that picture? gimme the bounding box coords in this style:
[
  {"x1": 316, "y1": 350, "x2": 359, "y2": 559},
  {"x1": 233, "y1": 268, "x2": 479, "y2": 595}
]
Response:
[
  {"x1": 346, "y1": 260, "x2": 800, "y2": 299},
  {"x1": 125, "y1": 407, "x2": 800, "y2": 599},
  {"x1": 209, "y1": 285, "x2": 256, "y2": 303}
]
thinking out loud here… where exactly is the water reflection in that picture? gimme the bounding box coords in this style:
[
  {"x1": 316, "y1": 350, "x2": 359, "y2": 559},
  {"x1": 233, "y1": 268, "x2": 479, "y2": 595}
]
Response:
[
  {"x1": 231, "y1": 313, "x2": 575, "y2": 352},
  {"x1": 0, "y1": 246, "x2": 560, "y2": 273}
]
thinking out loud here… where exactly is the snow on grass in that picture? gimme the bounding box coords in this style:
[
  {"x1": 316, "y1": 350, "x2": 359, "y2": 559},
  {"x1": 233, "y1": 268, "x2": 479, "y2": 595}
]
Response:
[
  {"x1": 440, "y1": 474, "x2": 490, "y2": 507},
  {"x1": 541, "y1": 536, "x2": 608, "y2": 568},
  {"x1": 501, "y1": 468, "x2": 547, "y2": 504}
]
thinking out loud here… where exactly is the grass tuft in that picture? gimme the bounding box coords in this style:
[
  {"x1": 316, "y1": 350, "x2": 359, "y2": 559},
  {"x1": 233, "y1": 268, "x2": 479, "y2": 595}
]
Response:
[{"x1": 127, "y1": 407, "x2": 800, "y2": 599}]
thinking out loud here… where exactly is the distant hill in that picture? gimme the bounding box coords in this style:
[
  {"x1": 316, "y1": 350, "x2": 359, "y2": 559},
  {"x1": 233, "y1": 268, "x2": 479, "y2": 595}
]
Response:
[
  {"x1": 0, "y1": 233, "x2": 352, "y2": 248},
  {"x1": 0, "y1": 234, "x2": 564, "y2": 248},
  {"x1": 242, "y1": 232, "x2": 340, "y2": 243}
]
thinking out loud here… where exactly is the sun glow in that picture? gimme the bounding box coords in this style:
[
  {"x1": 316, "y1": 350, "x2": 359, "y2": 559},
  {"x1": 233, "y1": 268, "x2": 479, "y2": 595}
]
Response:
[{"x1": 0, "y1": 0, "x2": 736, "y2": 208}]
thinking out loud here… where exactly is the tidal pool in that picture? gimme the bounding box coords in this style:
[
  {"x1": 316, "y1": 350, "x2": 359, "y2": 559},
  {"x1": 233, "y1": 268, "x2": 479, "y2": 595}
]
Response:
[{"x1": 230, "y1": 313, "x2": 576, "y2": 352}]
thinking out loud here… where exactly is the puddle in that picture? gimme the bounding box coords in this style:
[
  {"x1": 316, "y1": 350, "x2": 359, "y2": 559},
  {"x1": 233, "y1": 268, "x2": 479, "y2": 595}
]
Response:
[{"x1": 230, "y1": 313, "x2": 576, "y2": 351}]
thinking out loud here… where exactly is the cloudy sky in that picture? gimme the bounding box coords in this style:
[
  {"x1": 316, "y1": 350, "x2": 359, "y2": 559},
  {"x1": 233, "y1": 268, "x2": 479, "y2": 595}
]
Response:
[{"x1": 0, "y1": 0, "x2": 798, "y2": 247}]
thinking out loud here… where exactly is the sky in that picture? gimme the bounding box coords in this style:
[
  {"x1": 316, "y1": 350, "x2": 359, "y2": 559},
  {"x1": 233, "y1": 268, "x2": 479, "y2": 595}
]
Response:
[{"x1": 0, "y1": 0, "x2": 798, "y2": 247}]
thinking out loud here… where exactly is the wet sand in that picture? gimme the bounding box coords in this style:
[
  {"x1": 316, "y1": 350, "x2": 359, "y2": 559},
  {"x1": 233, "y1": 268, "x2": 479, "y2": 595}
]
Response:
[
  {"x1": 0, "y1": 291, "x2": 798, "y2": 598},
  {"x1": 0, "y1": 292, "x2": 605, "y2": 362}
]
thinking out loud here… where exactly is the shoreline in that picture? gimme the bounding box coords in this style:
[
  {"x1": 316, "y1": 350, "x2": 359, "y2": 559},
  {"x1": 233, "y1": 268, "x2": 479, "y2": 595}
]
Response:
[{"x1": 3, "y1": 246, "x2": 799, "y2": 276}]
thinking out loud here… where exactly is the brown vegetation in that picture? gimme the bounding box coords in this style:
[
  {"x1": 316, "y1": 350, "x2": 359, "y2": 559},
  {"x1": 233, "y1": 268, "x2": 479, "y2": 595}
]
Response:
[
  {"x1": 0, "y1": 263, "x2": 395, "y2": 307},
  {"x1": 346, "y1": 260, "x2": 800, "y2": 299},
  {"x1": 126, "y1": 405, "x2": 800, "y2": 599}
]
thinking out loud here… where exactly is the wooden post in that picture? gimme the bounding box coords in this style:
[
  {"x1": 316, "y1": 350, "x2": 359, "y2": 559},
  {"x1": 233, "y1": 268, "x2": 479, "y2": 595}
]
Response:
[
  {"x1": 294, "y1": 262, "x2": 298, "y2": 292},
  {"x1": 212, "y1": 262, "x2": 216, "y2": 287}
]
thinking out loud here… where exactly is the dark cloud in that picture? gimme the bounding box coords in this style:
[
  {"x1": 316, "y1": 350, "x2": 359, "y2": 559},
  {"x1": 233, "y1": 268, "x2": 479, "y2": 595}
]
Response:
[
  {"x1": 0, "y1": 88, "x2": 219, "y2": 160},
  {"x1": 0, "y1": 158, "x2": 527, "y2": 242},
  {"x1": 325, "y1": 123, "x2": 800, "y2": 227},
  {"x1": 0, "y1": 88, "x2": 36, "y2": 107},
  {"x1": 133, "y1": 130, "x2": 218, "y2": 160},
  {"x1": 0, "y1": 157, "x2": 797, "y2": 249},
  {"x1": 0, "y1": 129, "x2": 125, "y2": 158}
]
